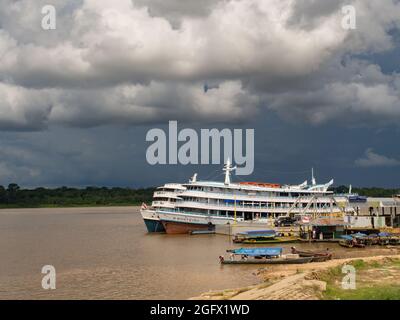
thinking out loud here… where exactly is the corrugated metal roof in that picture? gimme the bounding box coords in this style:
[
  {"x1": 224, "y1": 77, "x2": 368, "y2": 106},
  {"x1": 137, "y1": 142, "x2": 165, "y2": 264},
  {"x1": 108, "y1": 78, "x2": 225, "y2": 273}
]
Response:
[{"x1": 300, "y1": 217, "x2": 349, "y2": 226}]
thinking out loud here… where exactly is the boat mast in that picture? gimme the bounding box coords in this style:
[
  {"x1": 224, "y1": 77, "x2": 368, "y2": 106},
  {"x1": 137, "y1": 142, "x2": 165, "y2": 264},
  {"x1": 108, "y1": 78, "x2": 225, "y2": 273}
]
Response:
[
  {"x1": 311, "y1": 167, "x2": 316, "y2": 186},
  {"x1": 223, "y1": 158, "x2": 236, "y2": 185}
]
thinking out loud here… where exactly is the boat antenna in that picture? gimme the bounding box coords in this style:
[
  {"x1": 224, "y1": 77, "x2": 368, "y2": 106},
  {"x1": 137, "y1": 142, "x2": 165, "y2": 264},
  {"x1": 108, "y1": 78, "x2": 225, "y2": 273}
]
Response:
[
  {"x1": 311, "y1": 167, "x2": 316, "y2": 186},
  {"x1": 223, "y1": 158, "x2": 236, "y2": 185},
  {"x1": 190, "y1": 173, "x2": 197, "y2": 183}
]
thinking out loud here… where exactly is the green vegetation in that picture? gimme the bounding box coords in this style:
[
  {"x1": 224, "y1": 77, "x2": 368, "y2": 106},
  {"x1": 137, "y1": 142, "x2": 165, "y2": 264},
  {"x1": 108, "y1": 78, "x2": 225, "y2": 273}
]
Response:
[
  {"x1": 0, "y1": 183, "x2": 155, "y2": 208},
  {"x1": 331, "y1": 185, "x2": 399, "y2": 197},
  {"x1": 321, "y1": 258, "x2": 400, "y2": 300},
  {"x1": 325, "y1": 284, "x2": 400, "y2": 300}
]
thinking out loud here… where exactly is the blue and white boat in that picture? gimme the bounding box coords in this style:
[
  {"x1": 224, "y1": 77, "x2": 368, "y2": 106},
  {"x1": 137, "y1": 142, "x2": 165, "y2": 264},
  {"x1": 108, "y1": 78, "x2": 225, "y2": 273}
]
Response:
[
  {"x1": 141, "y1": 160, "x2": 342, "y2": 234},
  {"x1": 220, "y1": 247, "x2": 314, "y2": 264},
  {"x1": 140, "y1": 183, "x2": 185, "y2": 232}
]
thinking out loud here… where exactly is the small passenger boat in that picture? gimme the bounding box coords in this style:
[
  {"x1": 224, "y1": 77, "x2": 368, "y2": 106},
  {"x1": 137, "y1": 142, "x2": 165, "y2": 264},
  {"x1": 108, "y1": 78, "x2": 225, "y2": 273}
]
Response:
[
  {"x1": 339, "y1": 235, "x2": 365, "y2": 248},
  {"x1": 219, "y1": 256, "x2": 313, "y2": 264},
  {"x1": 219, "y1": 247, "x2": 313, "y2": 265},
  {"x1": 232, "y1": 230, "x2": 276, "y2": 243}
]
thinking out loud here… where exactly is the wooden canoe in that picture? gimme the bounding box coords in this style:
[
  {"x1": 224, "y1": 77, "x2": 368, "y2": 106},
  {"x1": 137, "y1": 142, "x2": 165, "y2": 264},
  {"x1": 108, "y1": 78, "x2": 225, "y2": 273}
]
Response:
[
  {"x1": 220, "y1": 256, "x2": 313, "y2": 265},
  {"x1": 241, "y1": 237, "x2": 299, "y2": 244},
  {"x1": 291, "y1": 247, "x2": 332, "y2": 259},
  {"x1": 339, "y1": 240, "x2": 365, "y2": 248}
]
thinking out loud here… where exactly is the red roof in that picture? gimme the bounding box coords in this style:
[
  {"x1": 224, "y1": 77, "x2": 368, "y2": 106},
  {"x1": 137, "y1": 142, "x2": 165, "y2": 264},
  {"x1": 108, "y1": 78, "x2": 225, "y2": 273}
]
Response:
[{"x1": 239, "y1": 182, "x2": 280, "y2": 188}]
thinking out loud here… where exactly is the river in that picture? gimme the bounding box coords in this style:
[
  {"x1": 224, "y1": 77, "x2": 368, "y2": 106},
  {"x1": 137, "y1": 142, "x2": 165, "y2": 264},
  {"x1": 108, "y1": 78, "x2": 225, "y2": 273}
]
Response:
[
  {"x1": 0, "y1": 207, "x2": 259, "y2": 299},
  {"x1": 1, "y1": 206, "x2": 389, "y2": 299}
]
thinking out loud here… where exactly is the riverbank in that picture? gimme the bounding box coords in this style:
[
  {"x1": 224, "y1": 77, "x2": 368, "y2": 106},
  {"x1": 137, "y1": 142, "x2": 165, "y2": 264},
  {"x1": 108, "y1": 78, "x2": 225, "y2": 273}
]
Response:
[{"x1": 191, "y1": 250, "x2": 400, "y2": 300}]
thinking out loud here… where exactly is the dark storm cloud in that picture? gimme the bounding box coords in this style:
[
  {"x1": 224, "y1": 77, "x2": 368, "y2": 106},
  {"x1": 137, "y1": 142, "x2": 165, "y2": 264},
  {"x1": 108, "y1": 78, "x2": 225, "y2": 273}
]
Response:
[{"x1": 0, "y1": 0, "x2": 400, "y2": 187}]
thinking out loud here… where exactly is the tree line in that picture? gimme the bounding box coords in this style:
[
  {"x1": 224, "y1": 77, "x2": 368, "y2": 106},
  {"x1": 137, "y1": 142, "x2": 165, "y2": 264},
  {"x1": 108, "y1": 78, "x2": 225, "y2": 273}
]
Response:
[
  {"x1": 330, "y1": 185, "x2": 399, "y2": 198},
  {"x1": 0, "y1": 183, "x2": 398, "y2": 208},
  {"x1": 0, "y1": 184, "x2": 155, "y2": 208}
]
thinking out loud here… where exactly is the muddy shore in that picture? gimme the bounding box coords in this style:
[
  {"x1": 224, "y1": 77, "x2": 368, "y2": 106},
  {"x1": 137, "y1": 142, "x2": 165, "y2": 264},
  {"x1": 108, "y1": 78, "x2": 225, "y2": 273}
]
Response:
[{"x1": 191, "y1": 247, "x2": 400, "y2": 300}]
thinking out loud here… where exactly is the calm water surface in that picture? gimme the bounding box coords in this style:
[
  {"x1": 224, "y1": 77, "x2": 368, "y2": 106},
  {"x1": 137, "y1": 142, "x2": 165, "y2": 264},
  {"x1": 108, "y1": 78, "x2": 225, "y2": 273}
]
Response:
[
  {"x1": 0, "y1": 207, "x2": 260, "y2": 299},
  {"x1": 0, "y1": 207, "x2": 389, "y2": 299}
]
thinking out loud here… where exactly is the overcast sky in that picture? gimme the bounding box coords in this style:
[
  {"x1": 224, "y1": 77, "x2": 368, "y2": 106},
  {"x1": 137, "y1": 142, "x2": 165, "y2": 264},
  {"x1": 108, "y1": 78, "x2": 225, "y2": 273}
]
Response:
[{"x1": 0, "y1": 0, "x2": 400, "y2": 188}]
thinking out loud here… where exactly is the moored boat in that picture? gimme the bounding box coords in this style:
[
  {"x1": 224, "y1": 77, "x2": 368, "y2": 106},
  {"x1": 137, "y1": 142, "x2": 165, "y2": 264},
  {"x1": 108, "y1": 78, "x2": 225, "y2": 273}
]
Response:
[
  {"x1": 161, "y1": 219, "x2": 215, "y2": 234},
  {"x1": 233, "y1": 230, "x2": 276, "y2": 243},
  {"x1": 140, "y1": 183, "x2": 186, "y2": 233},
  {"x1": 339, "y1": 235, "x2": 365, "y2": 248},
  {"x1": 155, "y1": 160, "x2": 342, "y2": 234},
  {"x1": 240, "y1": 237, "x2": 299, "y2": 244},
  {"x1": 290, "y1": 247, "x2": 332, "y2": 261},
  {"x1": 220, "y1": 256, "x2": 313, "y2": 264},
  {"x1": 219, "y1": 247, "x2": 313, "y2": 264},
  {"x1": 141, "y1": 206, "x2": 165, "y2": 233}
]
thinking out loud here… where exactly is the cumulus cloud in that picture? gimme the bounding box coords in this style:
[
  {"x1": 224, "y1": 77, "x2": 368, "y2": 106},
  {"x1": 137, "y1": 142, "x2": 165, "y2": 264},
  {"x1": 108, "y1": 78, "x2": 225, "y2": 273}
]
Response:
[
  {"x1": 0, "y1": 0, "x2": 399, "y2": 131},
  {"x1": 355, "y1": 148, "x2": 400, "y2": 167}
]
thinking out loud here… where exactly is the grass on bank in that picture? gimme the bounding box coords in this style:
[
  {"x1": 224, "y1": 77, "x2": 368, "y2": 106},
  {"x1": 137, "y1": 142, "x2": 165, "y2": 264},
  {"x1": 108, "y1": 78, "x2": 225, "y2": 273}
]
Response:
[{"x1": 320, "y1": 258, "x2": 400, "y2": 300}]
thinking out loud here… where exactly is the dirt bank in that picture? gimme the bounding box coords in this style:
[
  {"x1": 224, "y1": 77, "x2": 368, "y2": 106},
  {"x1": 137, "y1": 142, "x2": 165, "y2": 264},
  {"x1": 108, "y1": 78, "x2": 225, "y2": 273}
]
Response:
[{"x1": 191, "y1": 249, "x2": 400, "y2": 300}]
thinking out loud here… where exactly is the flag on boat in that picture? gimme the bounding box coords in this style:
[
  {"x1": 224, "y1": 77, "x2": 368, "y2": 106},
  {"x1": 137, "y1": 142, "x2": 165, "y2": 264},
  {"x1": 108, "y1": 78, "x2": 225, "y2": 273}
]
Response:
[
  {"x1": 141, "y1": 202, "x2": 148, "y2": 210},
  {"x1": 302, "y1": 216, "x2": 310, "y2": 223}
]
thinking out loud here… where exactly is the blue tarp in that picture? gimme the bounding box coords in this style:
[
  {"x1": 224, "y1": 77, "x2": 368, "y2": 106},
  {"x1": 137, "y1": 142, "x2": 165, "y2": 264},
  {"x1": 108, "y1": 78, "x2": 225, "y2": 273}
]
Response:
[
  {"x1": 341, "y1": 235, "x2": 354, "y2": 240},
  {"x1": 244, "y1": 230, "x2": 275, "y2": 234},
  {"x1": 352, "y1": 232, "x2": 367, "y2": 238},
  {"x1": 378, "y1": 232, "x2": 392, "y2": 237},
  {"x1": 230, "y1": 247, "x2": 282, "y2": 257},
  {"x1": 238, "y1": 230, "x2": 276, "y2": 237}
]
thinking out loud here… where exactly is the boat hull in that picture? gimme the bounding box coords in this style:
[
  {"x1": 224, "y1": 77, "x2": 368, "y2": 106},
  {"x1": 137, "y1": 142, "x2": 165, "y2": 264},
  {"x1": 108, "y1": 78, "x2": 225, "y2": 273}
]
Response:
[
  {"x1": 141, "y1": 209, "x2": 165, "y2": 233},
  {"x1": 241, "y1": 237, "x2": 299, "y2": 244},
  {"x1": 161, "y1": 220, "x2": 215, "y2": 234},
  {"x1": 291, "y1": 248, "x2": 332, "y2": 260},
  {"x1": 144, "y1": 218, "x2": 165, "y2": 233},
  {"x1": 221, "y1": 257, "x2": 313, "y2": 265},
  {"x1": 158, "y1": 210, "x2": 236, "y2": 226},
  {"x1": 339, "y1": 240, "x2": 365, "y2": 248}
]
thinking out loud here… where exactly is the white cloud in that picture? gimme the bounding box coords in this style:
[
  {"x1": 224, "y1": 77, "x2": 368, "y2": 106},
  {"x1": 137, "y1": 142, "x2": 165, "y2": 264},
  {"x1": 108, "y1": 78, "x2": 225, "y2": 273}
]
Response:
[
  {"x1": 0, "y1": 0, "x2": 399, "y2": 130},
  {"x1": 355, "y1": 148, "x2": 400, "y2": 167}
]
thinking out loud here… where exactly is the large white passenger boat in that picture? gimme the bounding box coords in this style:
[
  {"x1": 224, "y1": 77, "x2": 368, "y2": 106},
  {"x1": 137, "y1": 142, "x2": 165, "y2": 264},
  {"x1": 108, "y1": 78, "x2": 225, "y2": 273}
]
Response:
[
  {"x1": 141, "y1": 160, "x2": 342, "y2": 234},
  {"x1": 140, "y1": 183, "x2": 186, "y2": 232}
]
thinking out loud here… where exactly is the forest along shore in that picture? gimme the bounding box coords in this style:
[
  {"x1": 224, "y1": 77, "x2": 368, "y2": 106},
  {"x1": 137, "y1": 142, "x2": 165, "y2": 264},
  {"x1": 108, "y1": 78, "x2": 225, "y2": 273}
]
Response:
[
  {"x1": 0, "y1": 185, "x2": 154, "y2": 208},
  {"x1": 0, "y1": 206, "x2": 140, "y2": 214},
  {"x1": 191, "y1": 250, "x2": 400, "y2": 300}
]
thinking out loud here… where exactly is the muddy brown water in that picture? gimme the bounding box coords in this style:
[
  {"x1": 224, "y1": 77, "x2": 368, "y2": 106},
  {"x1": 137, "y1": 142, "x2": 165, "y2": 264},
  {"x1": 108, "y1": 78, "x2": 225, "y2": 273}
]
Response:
[{"x1": 0, "y1": 207, "x2": 395, "y2": 299}]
